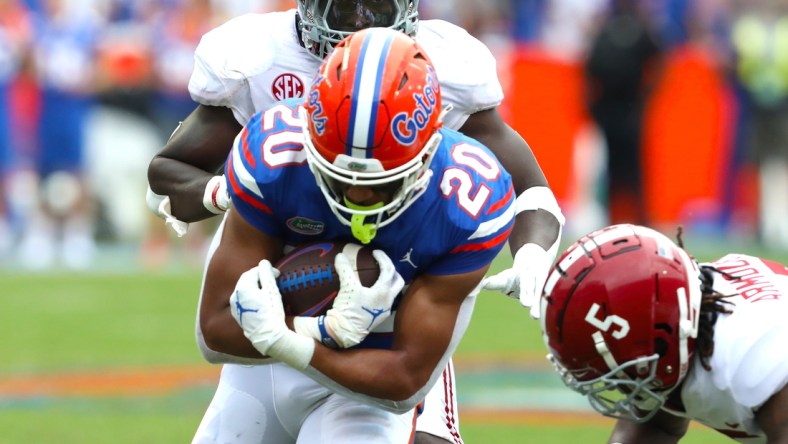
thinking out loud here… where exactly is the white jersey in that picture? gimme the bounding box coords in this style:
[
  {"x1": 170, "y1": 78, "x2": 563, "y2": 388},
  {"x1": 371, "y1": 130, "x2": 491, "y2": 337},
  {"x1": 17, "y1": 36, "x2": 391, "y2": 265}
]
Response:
[
  {"x1": 188, "y1": 9, "x2": 503, "y2": 131},
  {"x1": 676, "y1": 254, "x2": 788, "y2": 443}
]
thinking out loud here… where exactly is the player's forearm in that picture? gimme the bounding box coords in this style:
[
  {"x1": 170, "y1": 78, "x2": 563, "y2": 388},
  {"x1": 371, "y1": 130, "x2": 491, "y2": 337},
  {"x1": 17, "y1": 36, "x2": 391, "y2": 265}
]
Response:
[
  {"x1": 508, "y1": 208, "x2": 562, "y2": 253},
  {"x1": 310, "y1": 346, "x2": 430, "y2": 401},
  {"x1": 148, "y1": 155, "x2": 217, "y2": 222},
  {"x1": 608, "y1": 417, "x2": 685, "y2": 444},
  {"x1": 147, "y1": 104, "x2": 242, "y2": 222},
  {"x1": 200, "y1": 222, "x2": 286, "y2": 360},
  {"x1": 200, "y1": 301, "x2": 265, "y2": 359},
  {"x1": 461, "y1": 112, "x2": 564, "y2": 254}
]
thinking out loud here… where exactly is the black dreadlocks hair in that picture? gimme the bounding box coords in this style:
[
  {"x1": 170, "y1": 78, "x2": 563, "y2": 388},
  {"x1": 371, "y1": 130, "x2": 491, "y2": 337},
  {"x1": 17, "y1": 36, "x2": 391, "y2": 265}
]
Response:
[{"x1": 675, "y1": 226, "x2": 737, "y2": 371}]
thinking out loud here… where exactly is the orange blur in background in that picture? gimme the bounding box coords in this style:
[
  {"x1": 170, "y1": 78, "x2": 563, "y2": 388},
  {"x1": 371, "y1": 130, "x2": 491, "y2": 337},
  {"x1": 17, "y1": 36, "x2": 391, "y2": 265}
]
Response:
[{"x1": 504, "y1": 42, "x2": 751, "y2": 233}]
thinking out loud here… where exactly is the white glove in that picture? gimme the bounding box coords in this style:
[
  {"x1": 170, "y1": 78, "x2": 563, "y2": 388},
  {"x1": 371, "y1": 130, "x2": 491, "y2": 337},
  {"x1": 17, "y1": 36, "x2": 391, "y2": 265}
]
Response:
[
  {"x1": 230, "y1": 260, "x2": 315, "y2": 369},
  {"x1": 145, "y1": 186, "x2": 189, "y2": 237},
  {"x1": 203, "y1": 175, "x2": 231, "y2": 214},
  {"x1": 295, "y1": 250, "x2": 404, "y2": 348},
  {"x1": 482, "y1": 243, "x2": 553, "y2": 319}
]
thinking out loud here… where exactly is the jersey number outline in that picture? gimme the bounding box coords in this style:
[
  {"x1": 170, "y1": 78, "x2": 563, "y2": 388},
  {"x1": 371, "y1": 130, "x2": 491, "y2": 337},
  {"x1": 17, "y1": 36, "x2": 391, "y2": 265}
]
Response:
[
  {"x1": 585, "y1": 303, "x2": 630, "y2": 339},
  {"x1": 260, "y1": 104, "x2": 307, "y2": 168},
  {"x1": 439, "y1": 143, "x2": 501, "y2": 218},
  {"x1": 256, "y1": 108, "x2": 503, "y2": 219}
]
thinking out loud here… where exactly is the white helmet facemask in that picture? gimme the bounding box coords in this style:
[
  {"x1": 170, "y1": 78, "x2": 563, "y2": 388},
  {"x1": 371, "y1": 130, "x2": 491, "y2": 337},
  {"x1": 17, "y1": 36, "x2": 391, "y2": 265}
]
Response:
[{"x1": 297, "y1": 0, "x2": 420, "y2": 60}]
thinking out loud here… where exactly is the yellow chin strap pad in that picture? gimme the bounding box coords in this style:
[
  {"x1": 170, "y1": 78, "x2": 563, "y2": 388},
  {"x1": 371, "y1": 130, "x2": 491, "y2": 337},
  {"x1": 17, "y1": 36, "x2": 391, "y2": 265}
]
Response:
[{"x1": 343, "y1": 198, "x2": 383, "y2": 245}]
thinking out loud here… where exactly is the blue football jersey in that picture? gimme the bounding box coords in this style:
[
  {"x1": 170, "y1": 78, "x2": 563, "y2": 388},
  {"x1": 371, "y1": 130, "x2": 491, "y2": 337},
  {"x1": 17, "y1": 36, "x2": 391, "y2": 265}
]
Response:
[{"x1": 226, "y1": 98, "x2": 515, "y2": 286}]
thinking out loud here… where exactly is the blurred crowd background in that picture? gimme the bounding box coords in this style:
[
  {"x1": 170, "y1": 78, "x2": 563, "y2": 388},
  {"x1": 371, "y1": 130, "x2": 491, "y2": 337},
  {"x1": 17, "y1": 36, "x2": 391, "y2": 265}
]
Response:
[{"x1": 0, "y1": 0, "x2": 786, "y2": 271}]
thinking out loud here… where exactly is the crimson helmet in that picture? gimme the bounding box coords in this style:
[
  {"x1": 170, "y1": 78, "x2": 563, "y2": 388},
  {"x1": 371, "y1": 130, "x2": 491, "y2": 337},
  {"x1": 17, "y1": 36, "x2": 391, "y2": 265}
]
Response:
[
  {"x1": 301, "y1": 27, "x2": 443, "y2": 243},
  {"x1": 540, "y1": 224, "x2": 703, "y2": 422},
  {"x1": 297, "y1": 0, "x2": 419, "y2": 60}
]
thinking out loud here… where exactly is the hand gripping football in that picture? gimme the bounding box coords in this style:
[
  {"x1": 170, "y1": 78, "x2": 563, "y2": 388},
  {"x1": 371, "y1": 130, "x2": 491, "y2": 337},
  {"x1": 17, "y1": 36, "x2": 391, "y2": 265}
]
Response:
[{"x1": 275, "y1": 241, "x2": 381, "y2": 316}]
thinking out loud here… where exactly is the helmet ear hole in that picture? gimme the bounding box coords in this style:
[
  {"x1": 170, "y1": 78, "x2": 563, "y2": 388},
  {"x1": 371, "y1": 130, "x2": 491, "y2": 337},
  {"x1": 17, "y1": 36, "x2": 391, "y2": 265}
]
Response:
[{"x1": 653, "y1": 336, "x2": 669, "y2": 358}]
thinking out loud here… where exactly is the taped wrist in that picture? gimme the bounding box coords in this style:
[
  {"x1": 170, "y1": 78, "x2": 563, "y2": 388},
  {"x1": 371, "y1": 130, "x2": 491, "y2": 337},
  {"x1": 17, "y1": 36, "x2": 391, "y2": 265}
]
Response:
[
  {"x1": 263, "y1": 330, "x2": 315, "y2": 371},
  {"x1": 203, "y1": 175, "x2": 230, "y2": 214},
  {"x1": 513, "y1": 242, "x2": 549, "y2": 266},
  {"x1": 293, "y1": 316, "x2": 340, "y2": 349}
]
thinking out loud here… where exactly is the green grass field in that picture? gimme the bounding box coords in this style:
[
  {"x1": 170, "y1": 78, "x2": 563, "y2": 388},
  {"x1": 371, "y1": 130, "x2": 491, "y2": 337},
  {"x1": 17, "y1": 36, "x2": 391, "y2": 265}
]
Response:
[{"x1": 2, "y1": 242, "x2": 784, "y2": 443}]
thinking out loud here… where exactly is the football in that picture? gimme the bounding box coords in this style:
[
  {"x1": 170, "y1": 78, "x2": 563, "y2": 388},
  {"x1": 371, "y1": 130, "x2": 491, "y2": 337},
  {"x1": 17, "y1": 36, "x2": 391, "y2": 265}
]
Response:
[{"x1": 275, "y1": 241, "x2": 381, "y2": 317}]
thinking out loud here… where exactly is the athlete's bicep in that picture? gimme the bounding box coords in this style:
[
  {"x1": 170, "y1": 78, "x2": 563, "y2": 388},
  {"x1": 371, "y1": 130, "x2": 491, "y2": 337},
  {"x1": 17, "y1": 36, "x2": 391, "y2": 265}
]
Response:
[
  {"x1": 154, "y1": 104, "x2": 243, "y2": 173},
  {"x1": 459, "y1": 109, "x2": 562, "y2": 250},
  {"x1": 756, "y1": 383, "x2": 788, "y2": 441},
  {"x1": 147, "y1": 105, "x2": 244, "y2": 221},
  {"x1": 459, "y1": 108, "x2": 547, "y2": 193}
]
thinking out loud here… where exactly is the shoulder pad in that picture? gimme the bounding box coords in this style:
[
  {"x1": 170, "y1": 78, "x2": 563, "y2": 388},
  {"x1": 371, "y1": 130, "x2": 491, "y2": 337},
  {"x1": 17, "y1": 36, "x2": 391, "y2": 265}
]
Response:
[
  {"x1": 417, "y1": 20, "x2": 503, "y2": 129},
  {"x1": 189, "y1": 11, "x2": 295, "y2": 124}
]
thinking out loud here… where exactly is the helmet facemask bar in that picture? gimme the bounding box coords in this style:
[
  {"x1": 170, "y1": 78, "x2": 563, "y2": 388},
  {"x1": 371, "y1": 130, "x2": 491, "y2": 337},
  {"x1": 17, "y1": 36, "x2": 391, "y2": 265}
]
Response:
[
  {"x1": 298, "y1": 0, "x2": 420, "y2": 60},
  {"x1": 549, "y1": 353, "x2": 666, "y2": 423}
]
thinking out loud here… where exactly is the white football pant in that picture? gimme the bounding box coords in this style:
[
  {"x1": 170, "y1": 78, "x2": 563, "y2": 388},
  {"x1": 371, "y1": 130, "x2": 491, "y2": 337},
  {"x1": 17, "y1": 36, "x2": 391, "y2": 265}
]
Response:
[{"x1": 192, "y1": 360, "x2": 462, "y2": 443}]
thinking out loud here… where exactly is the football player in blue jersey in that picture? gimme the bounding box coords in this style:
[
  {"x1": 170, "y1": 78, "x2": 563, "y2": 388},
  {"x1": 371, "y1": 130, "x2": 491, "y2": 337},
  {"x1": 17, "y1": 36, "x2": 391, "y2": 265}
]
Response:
[
  {"x1": 195, "y1": 28, "x2": 515, "y2": 443},
  {"x1": 148, "y1": 0, "x2": 564, "y2": 314},
  {"x1": 148, "y1": 2, "x2": 564, "y2": 442}
]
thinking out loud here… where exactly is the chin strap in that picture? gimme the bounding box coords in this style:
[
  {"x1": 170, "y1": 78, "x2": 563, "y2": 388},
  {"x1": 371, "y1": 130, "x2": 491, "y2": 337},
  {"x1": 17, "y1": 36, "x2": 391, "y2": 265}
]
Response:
[{"x1": 343, "y1": 198, "x2": 383, "y2": 244}]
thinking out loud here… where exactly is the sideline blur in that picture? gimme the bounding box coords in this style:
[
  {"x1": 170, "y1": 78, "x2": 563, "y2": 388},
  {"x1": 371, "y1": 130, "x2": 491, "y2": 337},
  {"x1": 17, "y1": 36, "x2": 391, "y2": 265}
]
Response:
[{"x1": 0, "y1": 0, "x2": 783, "y2": 271}]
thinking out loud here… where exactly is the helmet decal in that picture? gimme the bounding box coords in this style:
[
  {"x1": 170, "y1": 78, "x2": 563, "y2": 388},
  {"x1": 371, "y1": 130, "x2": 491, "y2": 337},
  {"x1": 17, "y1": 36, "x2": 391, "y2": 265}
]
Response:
[
  {"x1": 347, "y1": 30, "x2": 396, "y2": 155},
  {"x1": 392, "y1": 66, "x2": 439, "y2": 145},
  {"x1": 301, "y1": 27, "x2": 443, "y2": 241},
  {"x1": 584, "y1": 303, "x2": 630, "y2": 340},
  {"x1": 307, "y1": 75, "x2": 328, "y2": 136},
  {"x1": 542, "y1": 224, "x2": 705, "y2": 423}
]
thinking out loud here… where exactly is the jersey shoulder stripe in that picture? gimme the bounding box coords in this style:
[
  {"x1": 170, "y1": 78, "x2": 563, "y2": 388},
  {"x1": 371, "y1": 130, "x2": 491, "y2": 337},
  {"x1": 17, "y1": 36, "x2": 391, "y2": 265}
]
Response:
[
  {"x1": 425, "y1": 129, "x2": 514, "y2": 272},
  {"x1": 226, "y1": 99, "x2": 310, "y2": 218},
  {"x1": 226, "y1": 134, "x2": 272, "y2": 215},
  {"x1": 452, "y1": 223, "x2": 513, "y2": 254}
]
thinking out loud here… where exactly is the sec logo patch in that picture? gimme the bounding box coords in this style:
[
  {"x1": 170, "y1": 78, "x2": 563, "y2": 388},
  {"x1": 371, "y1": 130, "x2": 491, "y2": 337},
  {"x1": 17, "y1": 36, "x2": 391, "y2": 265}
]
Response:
[{"x1": 273, "y1": 73, "x2": 305, "y2": 100}]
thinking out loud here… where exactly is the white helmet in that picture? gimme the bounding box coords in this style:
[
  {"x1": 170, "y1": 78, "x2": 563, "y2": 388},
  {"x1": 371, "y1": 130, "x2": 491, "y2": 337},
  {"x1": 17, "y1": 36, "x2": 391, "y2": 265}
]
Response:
[{"x1": 296, "y1": 0, "x2": 419, "y2": 60}]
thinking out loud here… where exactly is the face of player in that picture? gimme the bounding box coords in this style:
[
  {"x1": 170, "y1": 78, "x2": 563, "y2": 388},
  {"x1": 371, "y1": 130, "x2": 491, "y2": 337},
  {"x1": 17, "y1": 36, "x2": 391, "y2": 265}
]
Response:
[
  {"x1": 319, "y1": 0, "x2": 399, "y2": 32},
  {"x1": 338, "y1": 182, "x2": 399, "y2": 208}
]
